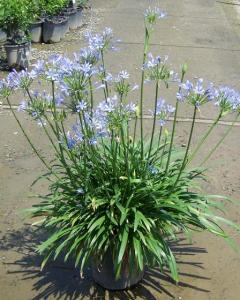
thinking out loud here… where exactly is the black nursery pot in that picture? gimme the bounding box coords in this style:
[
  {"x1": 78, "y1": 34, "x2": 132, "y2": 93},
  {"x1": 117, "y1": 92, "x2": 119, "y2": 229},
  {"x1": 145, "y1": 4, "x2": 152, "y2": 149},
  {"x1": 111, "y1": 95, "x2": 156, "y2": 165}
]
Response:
[
  {"x1": 29, "y1": 19, "x2": 44, "y2": 43},
  {"x1": 43, "y1": 16, "x2": 68, "y2": 43},
  {"x1": 62, "y1": 7, "x2": 78, "y2": 30},
  {"x1": 75, "y1": 6, "x2": 83, "y2": 28},
  {"x1": 91, "y1": 248, "x2": 144, "y2": 290},
  {"x1": 4, "y1": 41, "x2": 31, "y2": 69}
]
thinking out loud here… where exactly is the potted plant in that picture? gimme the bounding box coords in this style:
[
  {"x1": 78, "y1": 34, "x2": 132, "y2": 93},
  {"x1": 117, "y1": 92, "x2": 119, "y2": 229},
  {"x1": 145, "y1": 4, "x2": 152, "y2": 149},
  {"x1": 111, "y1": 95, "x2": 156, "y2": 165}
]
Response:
[
  {"x1": 0, "y1": 0, "x2": 31, "y2": 69},
  {"x1": 1, "y1": 8, "x2": 240, "y2": 291},
  {"x1": 28, "y1": 0, "x2": 44, "y2": 43},
  {"x1": 41, "y1": 0, "x2": 69, "y2": 43}
]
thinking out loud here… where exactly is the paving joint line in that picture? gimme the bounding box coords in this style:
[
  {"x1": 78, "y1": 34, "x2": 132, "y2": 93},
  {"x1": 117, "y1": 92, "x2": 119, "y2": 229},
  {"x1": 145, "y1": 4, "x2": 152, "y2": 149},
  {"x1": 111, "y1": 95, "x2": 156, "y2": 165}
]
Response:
[
  {"x1": 118, "y1": 41, "x2": 240, "y2": 52},
  {"x1": 1, "y1": 105, "x2": 239, "y2": 127}
]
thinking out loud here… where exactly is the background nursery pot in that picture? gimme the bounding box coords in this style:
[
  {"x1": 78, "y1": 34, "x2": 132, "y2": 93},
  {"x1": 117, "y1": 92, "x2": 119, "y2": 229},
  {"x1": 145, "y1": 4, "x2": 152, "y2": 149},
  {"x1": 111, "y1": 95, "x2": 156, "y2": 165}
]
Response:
[
  {"x1": 91, "y1": 248, "x2": 144, "y2": 290},
  {"x1": 43, "y1": 17, "x2": 68, "y2": 43},
  {"x1": 29, "y1": 19, "x2": 43, "y2": 43},
  {"x1": 4, "y1": 41, "x2": 31, "y2": 69},
  {"x1": 63, "y1": 7, "x2": 78, "y2": 30},
  {"x1": 75, "y1": 6, "x2": 83, "y2": 28}
]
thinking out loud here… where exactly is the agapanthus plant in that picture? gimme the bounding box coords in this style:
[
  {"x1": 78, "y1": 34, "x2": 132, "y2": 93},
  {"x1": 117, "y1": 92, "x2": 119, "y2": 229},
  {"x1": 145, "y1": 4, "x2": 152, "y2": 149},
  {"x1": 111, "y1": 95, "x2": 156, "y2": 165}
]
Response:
[{"x1": 1, "y1": 7, "x2": 240, "y2": 285}]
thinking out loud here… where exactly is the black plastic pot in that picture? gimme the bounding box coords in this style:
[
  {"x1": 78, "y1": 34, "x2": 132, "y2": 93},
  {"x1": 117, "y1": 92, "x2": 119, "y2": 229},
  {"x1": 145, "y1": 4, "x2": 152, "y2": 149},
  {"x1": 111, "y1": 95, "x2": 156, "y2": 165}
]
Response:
[
  {"x1": 91, "y1": 248, "x2": 144, "y2": 290},
  {"x1": 75, "y1": 6, "x2": 83, "y2": 28},
  {"x1": 62, "y1": 8, "x2": 78, "y2": 30},
  {"x1": 43, "y1": 16, "x2": 68, "y2": 43},
  {"x1": 29, "y1": 19, "x2": 44, "y2": 43},
  {"x1": 4, "y1": 41, "x2": 31, "y2": 69}
]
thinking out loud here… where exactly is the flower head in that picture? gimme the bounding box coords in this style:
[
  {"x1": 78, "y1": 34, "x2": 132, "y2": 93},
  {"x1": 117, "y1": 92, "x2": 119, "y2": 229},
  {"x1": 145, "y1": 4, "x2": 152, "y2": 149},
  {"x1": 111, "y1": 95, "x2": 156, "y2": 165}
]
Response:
[
  {"x1": 145, "y1": 7, "x2": 166, "y2": 25},
  {"x1": 85, "y1": 27, "x2": 118, "y2": 52},
  {"x1": 178, "y1": 78, "x2": 219, "y2": 106},
  {"x1": 215, "y1": 86, "x2": 240, "y2": 113},
  {"x1": 76, "y1": 100, "x2": 88, "y2": 112},
  {"x1": 18, "y1": 100, "x2": 27, "y2": 112},
  {"x1": 150, "y1": 98, "x2": 175, "y2": 126}
]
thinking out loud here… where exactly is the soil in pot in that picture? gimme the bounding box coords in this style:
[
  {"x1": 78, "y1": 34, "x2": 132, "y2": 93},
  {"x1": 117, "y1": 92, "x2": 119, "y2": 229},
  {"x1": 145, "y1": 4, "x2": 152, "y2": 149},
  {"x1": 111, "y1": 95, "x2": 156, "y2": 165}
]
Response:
[
  {"x1": 4, "y1": 41, "x2": 31, "y2": 69},
  {"x1": 43, "y1": 16, "x2": 68, "y2": 43},
  {"x1": 91, "y1": 248, "x2": 144, "y2": 290},
  {"x1": 29, "y1": 19, "x2": 44, "y2": 43}
]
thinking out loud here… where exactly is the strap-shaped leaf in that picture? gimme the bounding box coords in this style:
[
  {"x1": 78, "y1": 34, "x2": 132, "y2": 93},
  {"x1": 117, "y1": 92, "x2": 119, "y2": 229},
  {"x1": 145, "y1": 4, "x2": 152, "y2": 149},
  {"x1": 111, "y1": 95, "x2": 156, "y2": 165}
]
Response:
[{"x1": 118, "y1": 227, "x2": 129, "y2": 264}]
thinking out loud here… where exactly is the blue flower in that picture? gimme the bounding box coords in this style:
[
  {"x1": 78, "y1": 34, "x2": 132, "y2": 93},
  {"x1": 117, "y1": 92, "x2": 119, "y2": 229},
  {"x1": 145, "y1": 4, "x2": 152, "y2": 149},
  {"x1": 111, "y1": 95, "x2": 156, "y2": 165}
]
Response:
[
  {"x1": 178, "y1": 79, "x2": 219, "y2": 106},
  {"x1": 76, "y1": 188, "x2": 84, "y2": 195},
  {"x1": 85, "y1": 27, "x2": 118, "y2": 52},
  {"x1": 150, "y1": 98, "x2": 175, "y2": 126},
  {"x1": 89, "y1": 137, "x2": 97, "y2": 145},
  {"x1": 30, "y1": 60, "x2": 46, "y2": 78},
  {"x1": 216, "y1": 86, "x2": 240, "y2": 112},
  {"x1": 76, "y1": 101, "x2": 88, "y2": 112},
  {"x1": 149, "y1": 165, "x2": 159, "y2": 175},
  {"x1": 18, "y1": 100, "x2": 27, "y2": 112}
]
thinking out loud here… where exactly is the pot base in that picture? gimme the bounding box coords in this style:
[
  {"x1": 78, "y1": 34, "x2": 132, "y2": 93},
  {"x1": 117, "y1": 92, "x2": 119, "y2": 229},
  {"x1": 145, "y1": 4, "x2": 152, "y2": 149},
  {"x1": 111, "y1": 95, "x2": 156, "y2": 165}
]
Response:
[{"x1": 91, "y1": 250, "x2": 144, "y2": 290}]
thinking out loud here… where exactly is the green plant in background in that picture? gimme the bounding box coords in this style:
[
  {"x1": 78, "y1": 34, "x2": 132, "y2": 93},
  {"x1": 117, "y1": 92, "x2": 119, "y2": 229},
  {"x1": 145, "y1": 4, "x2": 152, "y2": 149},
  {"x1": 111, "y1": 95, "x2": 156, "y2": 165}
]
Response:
[
  {"x1": 0, "y1": 0, "x2": 32, "y2": 43},
  {"x1": 0, "y1": 7, "x2": 240, "y2": 283},
  {"x1": 28, "y1": 0, "x2": 44, "y2": 22},
  {"x1": 39, "y1": 0, "x2": 69, "y2": 17},
  {"x1": 76, "y1": 0, "x2": 89, "y2": 7}
]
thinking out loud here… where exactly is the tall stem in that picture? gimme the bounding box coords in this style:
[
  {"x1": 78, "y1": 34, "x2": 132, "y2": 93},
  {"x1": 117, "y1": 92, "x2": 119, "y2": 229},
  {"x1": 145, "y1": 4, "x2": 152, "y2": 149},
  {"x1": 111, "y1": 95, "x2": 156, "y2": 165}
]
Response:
[
  {"x1": 165, "y1": 101, "x2": 179, "y2": 175},
  {"x1": 88, "y1": 77, "x2": 94, "y2": 117},
  {"x1": 148, "y1": 79, "x2": 159, "y2": 160},
  {"x1": 157, "y1": 126, "x2": 163, "y2": 149},
  {"x1": 200, "y1": 113, "x2": 239, "y2": 166},
  {"x1": 6, "y1": 97, "x2": 52, "y2": 173},
  {"x1": 173, "y1": 105, "x2": 197, "y2": 187},
  {"x1": 139, "y1": 25, "x2": 150, "y2": 159},
  {"x1": 165, "y1": 69, "x2": 186, "y2": 174},
  {"x1": 187, "y1": 110, "x2": 223, "y2": 165},
  {"x1": 100, "y1": 50, "x2": 109, "y2": 99}
]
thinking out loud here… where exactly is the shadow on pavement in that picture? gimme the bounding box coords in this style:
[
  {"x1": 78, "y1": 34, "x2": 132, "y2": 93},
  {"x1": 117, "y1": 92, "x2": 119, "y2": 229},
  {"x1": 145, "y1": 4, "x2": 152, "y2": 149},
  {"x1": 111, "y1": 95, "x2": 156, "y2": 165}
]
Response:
[{"x1": 0, "y1": 226, "x2": 210, "y2": 299}]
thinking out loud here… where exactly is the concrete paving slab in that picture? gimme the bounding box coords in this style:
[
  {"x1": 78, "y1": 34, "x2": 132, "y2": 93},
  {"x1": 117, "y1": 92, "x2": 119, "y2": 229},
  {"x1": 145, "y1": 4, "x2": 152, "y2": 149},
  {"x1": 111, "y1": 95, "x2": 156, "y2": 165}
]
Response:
[{"x1": 94, "y1": 11, "x2": 240, "y2": 50}]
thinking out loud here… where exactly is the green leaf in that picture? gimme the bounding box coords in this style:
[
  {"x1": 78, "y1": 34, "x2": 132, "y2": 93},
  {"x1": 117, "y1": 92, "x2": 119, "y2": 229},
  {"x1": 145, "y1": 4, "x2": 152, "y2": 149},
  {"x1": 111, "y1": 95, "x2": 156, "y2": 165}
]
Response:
[
  {"x1": 88, "y1": 216, "x2": 105, "y2": 232},
  {"x1": 133, "y1": 237, "x2": 144, "y2": 270},
  {"x1": 118, "y1": 227, "x2": 129, "y2": 264}
]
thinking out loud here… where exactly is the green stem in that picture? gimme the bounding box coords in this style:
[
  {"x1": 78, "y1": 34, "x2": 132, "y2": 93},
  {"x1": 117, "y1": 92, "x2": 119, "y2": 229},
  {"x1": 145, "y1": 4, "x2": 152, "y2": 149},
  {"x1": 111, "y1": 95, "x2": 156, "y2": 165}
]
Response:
[
  {"x1": 173, "y1": 105, "x2": 197, "y2": 187},
  {"x1": 200, "y1": 113, "x2": 239, "y2": 166},
  {"x1": 157, "y1": 126, "x2": 163, "y2": 149},
  {"x1": 132, "y1": 114, "x2": 138, "y2": 147},
  {"x1": 165, "y1": 70, "x2": 186, "y2": 175},
  {"x1": 89, "y1": 77, "x2": 94, "y2": 117},
  {"x1": 160, "y1": 135, "x2": 167, "y2": 168},
  {"x1": 100, "y1": 50, "x2": 109, "y2": 99},
  {"x1": 187, "y1": 111, "x2": 223, "y2": 165},
  {"x1": 148, "y1": 79, "x2": 159, "y2": 160},
  {"x1": 6, "y1": 97, "x2": 52, "y2": 173},
  {"x1": 140, "y1": 26, "x2": 150, "y2": 159},
  {"x1": 165, "y1": 101, "x2": 179, "y2": 175}
]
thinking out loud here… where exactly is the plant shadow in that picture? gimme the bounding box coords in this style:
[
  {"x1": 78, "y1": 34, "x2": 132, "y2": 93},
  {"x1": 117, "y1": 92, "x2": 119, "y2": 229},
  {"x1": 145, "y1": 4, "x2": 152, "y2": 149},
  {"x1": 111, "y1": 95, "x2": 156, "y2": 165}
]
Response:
[{"x1": 0, "y1": 225, "x2": 210, "y2": 300}]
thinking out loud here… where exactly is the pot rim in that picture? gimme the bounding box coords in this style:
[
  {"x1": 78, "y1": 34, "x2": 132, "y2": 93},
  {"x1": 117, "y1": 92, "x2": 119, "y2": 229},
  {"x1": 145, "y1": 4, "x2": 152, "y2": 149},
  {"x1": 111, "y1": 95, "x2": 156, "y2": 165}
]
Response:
[
  {"x1": 45, "y1": 16, "x2": 68, "y2": 24},
  {"x1": 4, "y1": 41, "x2": 31, "y2": 48},
  {"x1": 30, "y1": 18, "x2": 44, "y2": 25}
]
